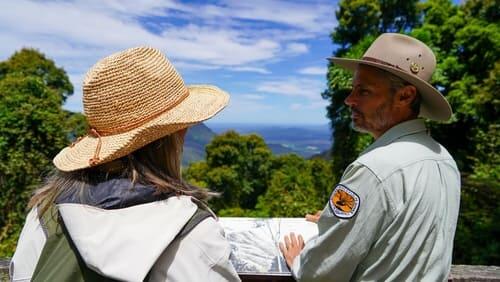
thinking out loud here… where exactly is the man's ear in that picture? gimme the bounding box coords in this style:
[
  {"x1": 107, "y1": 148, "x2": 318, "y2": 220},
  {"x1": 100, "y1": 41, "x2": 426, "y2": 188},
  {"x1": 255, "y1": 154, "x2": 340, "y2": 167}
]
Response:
[{"x1": 395, "y1": 85, "x2": 417, "y2": 107}]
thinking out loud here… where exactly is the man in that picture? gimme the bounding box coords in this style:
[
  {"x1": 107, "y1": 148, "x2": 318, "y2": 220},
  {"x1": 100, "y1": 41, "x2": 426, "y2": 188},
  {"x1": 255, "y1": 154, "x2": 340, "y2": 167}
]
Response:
[{"x1": 279, "y1": 33, "x2": 460, "y2": 281}]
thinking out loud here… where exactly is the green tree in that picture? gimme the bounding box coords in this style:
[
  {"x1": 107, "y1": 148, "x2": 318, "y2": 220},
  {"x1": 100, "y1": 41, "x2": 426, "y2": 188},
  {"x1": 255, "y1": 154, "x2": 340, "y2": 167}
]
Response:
[
  {"x1": 0, "y1": 49, "x2": 84, "y2": 257},
  {"x1": 184, "y1": 132, "x2": 336, "y2": 218},
  {"x1": 0, "y1": 48, "x2": 73, "y2": 101},
  {"x1": 332, "y1": 0, "x2": 380, "y2": 52},
  {"x1": 0, "y1": 76, "x2": 68, "y2": 256},
  {"x1": 410, "y1": 0, "x2": 499, "y2": 172},
  {"x1": 255, "y1": 155, "x2": 334, "y2": 217},
  {"x1": 454, "y1": 177, "x2": 500, "y2": 264},
  {"x1": 309, "y1": 158, "x2": 336, "y2": 204},
  {"x1": 333, "y1": 0, "x2": 419, "y2": 55},
  {"x1": 184, "y1": 131, "x2": 273, "y2": 211},
  {"x1": 379, "y1": 0, "x2": 420, "y2": 32}
]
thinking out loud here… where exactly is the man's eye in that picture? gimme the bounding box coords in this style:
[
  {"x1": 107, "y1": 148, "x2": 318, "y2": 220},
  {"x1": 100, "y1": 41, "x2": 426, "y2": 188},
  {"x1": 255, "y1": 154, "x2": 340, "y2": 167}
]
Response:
[{"x1": 360, "y1": 90, "x2": 370, "y2": 96}]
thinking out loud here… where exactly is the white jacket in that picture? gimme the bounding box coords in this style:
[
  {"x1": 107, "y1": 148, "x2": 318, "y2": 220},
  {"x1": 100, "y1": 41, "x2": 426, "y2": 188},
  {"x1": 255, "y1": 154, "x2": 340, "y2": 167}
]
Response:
[{"x1": 10, "y1": 196, "x2": 241, "y2": 282}]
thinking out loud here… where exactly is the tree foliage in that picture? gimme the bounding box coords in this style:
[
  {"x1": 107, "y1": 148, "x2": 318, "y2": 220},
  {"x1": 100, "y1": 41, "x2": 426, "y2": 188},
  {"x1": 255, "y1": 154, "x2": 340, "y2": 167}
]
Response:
[
  {"x1": 255, "y1": 155, "x2": 334, "y2": 217},
  {"x1": 199, "y1": 131, "x2": 273, "y2": 210},
  {"x1": 324, "y1": 0, "x2": 499, "y2": 264},
  {"x1": 184, "y1": 132, "x2": 334, "y2": 217},
  {"x1": 0, "y1": 48, "x2": 73, "y2": 101},
  {"x1": 0, "y1": 49, "x2": 86, "y2": 257},
  {"x1": 332, "y1": 0, "x2": 419, "y2": 55}
]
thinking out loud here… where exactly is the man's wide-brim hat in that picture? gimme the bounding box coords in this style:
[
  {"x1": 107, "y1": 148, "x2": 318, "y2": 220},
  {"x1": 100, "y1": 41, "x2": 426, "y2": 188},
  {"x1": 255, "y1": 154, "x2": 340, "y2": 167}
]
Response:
[
  {"x1": 329, "y1": 33, "x2": 452, "y2": 121},
  {"x1": 54, "y1": 47, "x2": 229, "y2": 171}
]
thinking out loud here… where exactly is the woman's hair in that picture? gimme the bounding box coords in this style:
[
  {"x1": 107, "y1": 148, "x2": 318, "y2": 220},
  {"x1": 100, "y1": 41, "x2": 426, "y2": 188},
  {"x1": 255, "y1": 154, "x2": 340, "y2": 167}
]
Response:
[{"x1": 29, "y1": 130, "x2": 215, "y2": 216}]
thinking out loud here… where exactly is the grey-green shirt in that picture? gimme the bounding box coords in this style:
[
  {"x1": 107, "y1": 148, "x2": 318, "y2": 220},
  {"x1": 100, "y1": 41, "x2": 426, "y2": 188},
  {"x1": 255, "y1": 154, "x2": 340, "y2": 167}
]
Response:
[{"x1": 292, "y1": 119, "x2": 460, "y2": 282}]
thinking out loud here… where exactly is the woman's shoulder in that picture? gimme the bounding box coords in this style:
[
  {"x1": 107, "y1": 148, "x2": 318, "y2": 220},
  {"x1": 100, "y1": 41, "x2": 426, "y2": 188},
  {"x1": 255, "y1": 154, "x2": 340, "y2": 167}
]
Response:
[
  {"x1": 151, "y1": 217, "x2": 240, "y2": 281},
  {"x1": 184, "y1": 217, "x2": 230, "y2": 263}
]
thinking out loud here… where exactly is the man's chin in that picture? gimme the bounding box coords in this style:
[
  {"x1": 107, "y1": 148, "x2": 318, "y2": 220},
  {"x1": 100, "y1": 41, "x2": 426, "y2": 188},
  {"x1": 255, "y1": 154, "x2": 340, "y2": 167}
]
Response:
[{"x1": 350, "y1": 121, "x2": 371, "y2": 134}]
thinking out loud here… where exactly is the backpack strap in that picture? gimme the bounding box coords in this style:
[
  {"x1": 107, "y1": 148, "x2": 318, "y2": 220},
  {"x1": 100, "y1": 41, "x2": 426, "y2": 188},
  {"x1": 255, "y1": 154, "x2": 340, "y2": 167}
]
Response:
[
  {"x1": 144, "y1": 201, "x2": 214, "y2": 281},
  {"x1": 177, "y1": 207, "x2": 213, "y2": 238},
  {"x1": 177, "y1": 196, "x2": 217, "y2": 238},
  {"x1": 32, "y1": 204, "x2": 118, "y2": 282}
]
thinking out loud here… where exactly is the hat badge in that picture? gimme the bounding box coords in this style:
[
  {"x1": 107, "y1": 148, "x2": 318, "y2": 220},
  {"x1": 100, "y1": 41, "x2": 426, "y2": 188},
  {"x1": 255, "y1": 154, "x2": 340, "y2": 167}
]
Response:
[{"x1": 410, "y1": 61, "x2": 420, "y2": 74}]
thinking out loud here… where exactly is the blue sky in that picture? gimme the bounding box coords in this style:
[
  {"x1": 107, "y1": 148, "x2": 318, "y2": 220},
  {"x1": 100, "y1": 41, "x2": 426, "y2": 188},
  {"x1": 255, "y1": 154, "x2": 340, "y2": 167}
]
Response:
[
  {"x1": 0, "y1": 0, "x2": 463, "y2": 125},
  {"x1": 0, "y1": 0, "x2": 337, "y2": 125}
]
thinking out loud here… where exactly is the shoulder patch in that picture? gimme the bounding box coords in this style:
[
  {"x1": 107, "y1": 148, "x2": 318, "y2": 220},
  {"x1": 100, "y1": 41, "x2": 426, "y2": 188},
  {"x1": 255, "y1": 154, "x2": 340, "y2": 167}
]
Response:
[{"x1": 329, "y1": 184, "x2": 360, "y2": 219}]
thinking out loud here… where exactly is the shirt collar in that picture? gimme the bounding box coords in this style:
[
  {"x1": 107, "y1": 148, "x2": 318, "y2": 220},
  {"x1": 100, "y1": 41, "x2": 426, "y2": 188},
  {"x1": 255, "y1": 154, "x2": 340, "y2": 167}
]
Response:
[{"x1": 360, "y1": 119, "x2": 427, "y2": 156}]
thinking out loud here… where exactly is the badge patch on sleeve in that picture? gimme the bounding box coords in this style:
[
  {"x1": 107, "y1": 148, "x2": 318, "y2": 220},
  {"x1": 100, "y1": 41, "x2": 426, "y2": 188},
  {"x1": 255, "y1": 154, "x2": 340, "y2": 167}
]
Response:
[{"x1": 329, "y1": 184, "x2": 360, "y2": 219}]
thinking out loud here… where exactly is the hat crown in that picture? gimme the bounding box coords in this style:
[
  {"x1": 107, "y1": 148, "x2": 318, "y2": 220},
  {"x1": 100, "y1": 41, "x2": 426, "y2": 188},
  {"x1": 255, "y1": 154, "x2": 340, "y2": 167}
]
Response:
[
  {"x1": 363, "y1": 33, "x2": 436, "y2": 81},
  {"x1": 83, "y1": 47, "x2": 188, "y2": 133}
]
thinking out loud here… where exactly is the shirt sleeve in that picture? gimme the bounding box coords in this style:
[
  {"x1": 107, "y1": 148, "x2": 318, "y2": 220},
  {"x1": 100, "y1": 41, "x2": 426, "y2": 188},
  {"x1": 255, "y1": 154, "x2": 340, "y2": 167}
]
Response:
[{"x1": 291, "y1": 162, "x2": 395, "y2": 282}]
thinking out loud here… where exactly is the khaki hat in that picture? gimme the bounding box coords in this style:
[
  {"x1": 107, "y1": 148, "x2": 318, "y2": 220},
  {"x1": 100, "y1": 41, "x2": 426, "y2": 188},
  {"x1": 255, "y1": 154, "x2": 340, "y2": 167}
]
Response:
[
  {"x1": 329, "y1": 33, "x2": 452, "y2": 121},
  {"x1": 54, "y1": 47, "x2": 229, "y2": 171}
]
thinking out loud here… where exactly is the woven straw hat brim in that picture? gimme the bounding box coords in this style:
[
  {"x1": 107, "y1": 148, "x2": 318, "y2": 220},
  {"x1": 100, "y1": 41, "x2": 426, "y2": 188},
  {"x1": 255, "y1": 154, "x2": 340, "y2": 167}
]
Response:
[
  {"x1": 54, "y1": 84, "x2": 228, "y2": 172},
  {"x1": 329, "y1": 57, "x2": 452, "y2": 121}
]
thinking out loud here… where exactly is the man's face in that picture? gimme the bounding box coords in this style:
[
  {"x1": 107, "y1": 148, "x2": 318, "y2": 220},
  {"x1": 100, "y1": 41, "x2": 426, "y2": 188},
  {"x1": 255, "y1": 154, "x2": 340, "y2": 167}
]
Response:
[{"x1": 344, "y1": 65, "x2": 397, "y2": 138}]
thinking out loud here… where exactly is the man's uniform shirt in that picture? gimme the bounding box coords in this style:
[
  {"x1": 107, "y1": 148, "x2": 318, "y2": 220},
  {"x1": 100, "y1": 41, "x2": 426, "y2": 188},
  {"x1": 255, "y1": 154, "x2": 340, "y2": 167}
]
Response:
[{"x1": 292, "y1": 119, "x2": 460, "y2": 282}]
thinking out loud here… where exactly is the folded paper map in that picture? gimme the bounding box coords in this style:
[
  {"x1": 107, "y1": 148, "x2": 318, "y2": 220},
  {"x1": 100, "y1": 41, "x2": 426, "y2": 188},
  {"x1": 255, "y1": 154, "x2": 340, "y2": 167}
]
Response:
[{"x1": 219, "y1": 217, "x2": 319, "y2": 276}]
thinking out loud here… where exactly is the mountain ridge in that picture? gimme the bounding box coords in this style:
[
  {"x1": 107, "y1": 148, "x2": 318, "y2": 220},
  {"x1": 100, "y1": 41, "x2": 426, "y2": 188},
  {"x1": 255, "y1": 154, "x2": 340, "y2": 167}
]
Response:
[{"x1": 182, "y1": 123, "x2": 332, "y2": 166}]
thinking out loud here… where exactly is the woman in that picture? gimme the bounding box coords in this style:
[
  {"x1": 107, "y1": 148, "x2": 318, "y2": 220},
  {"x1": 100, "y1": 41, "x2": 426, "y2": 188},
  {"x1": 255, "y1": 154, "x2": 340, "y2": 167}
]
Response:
[{"x1": 10, "y1": 47, "x2": 240, "y2": 281}]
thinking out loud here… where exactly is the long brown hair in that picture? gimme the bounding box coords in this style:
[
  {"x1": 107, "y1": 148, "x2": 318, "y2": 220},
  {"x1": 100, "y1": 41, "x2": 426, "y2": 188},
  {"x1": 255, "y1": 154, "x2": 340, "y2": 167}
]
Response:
[{"x1": 29, "y1": 130, "x2": 215, "y2": 216}]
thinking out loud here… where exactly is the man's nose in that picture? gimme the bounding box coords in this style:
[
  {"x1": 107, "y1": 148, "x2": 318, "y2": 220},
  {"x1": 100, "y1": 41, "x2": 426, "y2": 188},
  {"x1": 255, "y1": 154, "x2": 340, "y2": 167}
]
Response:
[{"x1": 344, "y1": 90, "x2": 356, "y2": 107}]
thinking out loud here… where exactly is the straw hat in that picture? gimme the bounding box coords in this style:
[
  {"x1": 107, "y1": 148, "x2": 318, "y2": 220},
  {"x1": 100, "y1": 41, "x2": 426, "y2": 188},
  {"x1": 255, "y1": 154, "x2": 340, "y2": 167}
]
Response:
[
  {"x1": 54, "y1": 47, "x2": 229, "y2": 171},
  {"x1": 329, "y1": 33, "x2": 452, "y2": 121}
]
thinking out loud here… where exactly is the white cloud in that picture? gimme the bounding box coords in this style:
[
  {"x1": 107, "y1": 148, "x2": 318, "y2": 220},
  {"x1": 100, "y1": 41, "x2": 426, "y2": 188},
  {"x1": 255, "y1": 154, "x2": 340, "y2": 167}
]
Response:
[
  {"x1": 230, "y1": 66, "x2": 270, "y2": 74},
  {"x1": 81, "y1": 0, "x2": 189, "y2": 17},
  {"x1": 1, "y1": 0, "x2": 336, "y2": 123},
  {"x1": 241, "y1": 94, "x2": 265, "y2": 100},
  {"x1": 257, "y1": 78, "x2": 325, "y2": 100},
  {"x1": 298, "y1": 66, "x2": 327, "y2": 75},
  {"x1": 285, "y1": 43, "x2": 309, "y2": 55},
  {"x1": 172, "y1": 61, "x2": 221, "y2": 72},
  {"x1": 0, "y1": 1, "x2": 284, "y2": 66},
  {"x1": 0, "y1": 0, "x2": 337, "y2": 69},
  {"x1": 160, "y1": 25, "x2": 281, "y2": 66},
  {"x1": 212, "y1": 0, "x2": 336, "y2": 33}
]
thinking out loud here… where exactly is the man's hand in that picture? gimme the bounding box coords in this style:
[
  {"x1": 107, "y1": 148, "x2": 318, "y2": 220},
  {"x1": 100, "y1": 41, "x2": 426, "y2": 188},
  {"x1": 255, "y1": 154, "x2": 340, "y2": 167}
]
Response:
[
  {"x1": 305, "y1": 210, "x2": 322, "y2": 223},
  {"x1": 279, "y1": 232, "x2": 304, "y2": 268}
]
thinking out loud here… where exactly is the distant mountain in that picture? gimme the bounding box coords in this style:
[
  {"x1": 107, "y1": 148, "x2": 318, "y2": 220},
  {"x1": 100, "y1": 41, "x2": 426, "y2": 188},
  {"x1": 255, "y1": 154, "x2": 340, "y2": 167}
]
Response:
[
  {"x1": 208, "y1": 123, "x2": 332, "y2": 158},
  {"x1": 310, "y1": 148, "x2": 332, "y2": 160},
  {"x1": 181, "y1": 123, "x2": 333, "y2": 166},
  {"x1": 267, "y1": 143, "x2": 296, "y2": 155},
  {"x1": 182, "y1": 123, "x2": 216, "y2": 166}
]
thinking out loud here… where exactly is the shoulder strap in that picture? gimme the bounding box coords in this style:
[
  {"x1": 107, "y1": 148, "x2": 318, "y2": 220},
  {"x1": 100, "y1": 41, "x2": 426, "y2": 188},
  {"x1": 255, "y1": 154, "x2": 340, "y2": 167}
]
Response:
[
  {"x1": 177, "y1": 207, "x2": 213, "y2": 238},
  {"x1": 32, "y1": 204, "x2": 118, "y2": 282},
  {"x1": 144, "y1": 204, "x2": 214, "y2": 281}
]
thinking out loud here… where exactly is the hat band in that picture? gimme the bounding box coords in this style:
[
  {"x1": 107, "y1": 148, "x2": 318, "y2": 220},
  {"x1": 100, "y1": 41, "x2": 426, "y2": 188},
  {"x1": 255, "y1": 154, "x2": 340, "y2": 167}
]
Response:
[
  {"x1": 362, "y1": 56, "x2": 406, "y2": 72},
  {"x1": 89, "y1": 89, "x2": 190, "y2": 136},
  {"x1": 76, "y1": 88, "x2": 190, "y2": 167}
]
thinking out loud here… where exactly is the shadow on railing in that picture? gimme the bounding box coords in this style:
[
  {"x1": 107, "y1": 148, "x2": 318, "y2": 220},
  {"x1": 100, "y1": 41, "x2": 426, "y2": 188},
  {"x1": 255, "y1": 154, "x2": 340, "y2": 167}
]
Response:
[{"x1": 1, "y1": 258, "x2": 499, "y2": 281}]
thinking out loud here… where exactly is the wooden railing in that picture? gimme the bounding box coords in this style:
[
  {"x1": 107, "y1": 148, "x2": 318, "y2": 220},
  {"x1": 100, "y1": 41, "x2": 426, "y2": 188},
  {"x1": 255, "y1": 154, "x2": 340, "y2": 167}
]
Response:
[{"x1": 1, "y1": 258, "x2": 499, "y2": 281}]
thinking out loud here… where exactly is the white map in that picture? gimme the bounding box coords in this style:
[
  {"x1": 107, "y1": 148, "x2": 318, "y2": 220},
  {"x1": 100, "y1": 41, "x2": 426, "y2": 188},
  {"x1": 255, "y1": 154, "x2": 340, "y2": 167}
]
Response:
[{"x1": 219, "y1": 217, "x2": 319, "y2": 274}]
